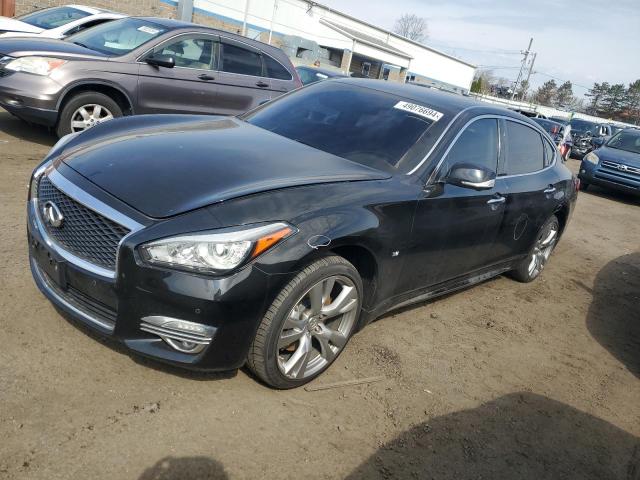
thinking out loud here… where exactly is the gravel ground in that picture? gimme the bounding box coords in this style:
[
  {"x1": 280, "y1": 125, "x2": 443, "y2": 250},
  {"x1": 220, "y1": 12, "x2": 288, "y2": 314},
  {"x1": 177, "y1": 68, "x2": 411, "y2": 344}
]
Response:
[{"x1": 0, "y1": 110, "x2": 639, "y2": 480}]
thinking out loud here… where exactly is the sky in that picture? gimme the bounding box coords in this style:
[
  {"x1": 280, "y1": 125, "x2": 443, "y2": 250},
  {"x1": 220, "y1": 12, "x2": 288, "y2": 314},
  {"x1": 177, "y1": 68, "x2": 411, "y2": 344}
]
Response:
[{"x1": 319, "y1": 0, "x2": 640, "y2": 97}]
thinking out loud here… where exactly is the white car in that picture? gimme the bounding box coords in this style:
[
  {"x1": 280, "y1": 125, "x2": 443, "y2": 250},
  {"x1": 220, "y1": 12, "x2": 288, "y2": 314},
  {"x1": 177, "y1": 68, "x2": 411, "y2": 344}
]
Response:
[{"x1": 0, "y1": 5, "x2": 124, "y2": 39}]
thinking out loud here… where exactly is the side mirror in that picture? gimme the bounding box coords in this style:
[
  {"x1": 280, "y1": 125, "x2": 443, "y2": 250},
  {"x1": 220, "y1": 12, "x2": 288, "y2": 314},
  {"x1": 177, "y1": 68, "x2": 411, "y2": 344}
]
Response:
[
  {"x1": 446, "y1": 163, "x2": 496, "y2": 190},
  {"x1": 146, "y1": 53, "x2": 175, "y2": 69},
  {"x1": 592, "y1": 137, "x2": 605, "y2": 148}
]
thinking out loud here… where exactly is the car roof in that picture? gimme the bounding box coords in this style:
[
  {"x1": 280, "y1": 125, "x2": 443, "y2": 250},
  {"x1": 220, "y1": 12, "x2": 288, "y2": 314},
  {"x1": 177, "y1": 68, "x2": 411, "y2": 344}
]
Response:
[
  {"x1": 67, "y1": 4, "x2": 113, "y2": 15},
  {"x1": 332, "y1": 78, "x2": 524, "y2": 120}
]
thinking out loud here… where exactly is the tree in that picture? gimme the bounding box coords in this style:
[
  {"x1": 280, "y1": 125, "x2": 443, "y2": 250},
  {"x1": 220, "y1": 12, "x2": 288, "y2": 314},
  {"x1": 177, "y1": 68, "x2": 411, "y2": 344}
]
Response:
[
  {"x1": 624, "y1": 79, "x2": 640, "y2": 124},
  {"x1": 585, "y1": 82, "x2": 609, "y2": 116},
  {"x1": 470, "y1": 70, "x2": 494, "y2": 95},
  {"x1": 393, "y1": 14, "x2": 428, "y2": 42},
  {"x1": 533, "y1": 80, "x2": 557, "y2": 107},
  {"x1": 601, "y1": 83, "x2": 626, "y2": 118},
  {"x1": 555, "y1": 81, "x2": 574, "y2": 108}
]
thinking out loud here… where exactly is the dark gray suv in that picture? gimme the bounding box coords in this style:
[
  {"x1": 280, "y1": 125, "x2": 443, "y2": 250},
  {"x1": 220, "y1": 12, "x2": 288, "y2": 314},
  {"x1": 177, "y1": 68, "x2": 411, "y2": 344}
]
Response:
[{"x1": 0, "y1": 17, "x2": 301, "y2": 137}]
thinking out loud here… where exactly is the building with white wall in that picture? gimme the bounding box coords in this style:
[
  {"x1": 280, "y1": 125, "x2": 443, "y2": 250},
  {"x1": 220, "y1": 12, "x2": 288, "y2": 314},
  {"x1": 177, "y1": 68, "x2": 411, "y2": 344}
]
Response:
[{"x1": 170, "y1": 0, "x2": 476, "y2": 93}]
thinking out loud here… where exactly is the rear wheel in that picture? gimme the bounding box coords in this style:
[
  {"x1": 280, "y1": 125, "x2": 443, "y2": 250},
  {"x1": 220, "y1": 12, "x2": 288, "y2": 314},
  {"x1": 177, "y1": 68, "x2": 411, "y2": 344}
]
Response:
[
  {"x1": 509, "y1": 215, "x2": 560, "y2": 283},
  {"x1": 247, "y1": 256, "x2": 362, "y2": 389},
  {"x1": 56, "y1": 92, "x2": 122, "y2": 137}
]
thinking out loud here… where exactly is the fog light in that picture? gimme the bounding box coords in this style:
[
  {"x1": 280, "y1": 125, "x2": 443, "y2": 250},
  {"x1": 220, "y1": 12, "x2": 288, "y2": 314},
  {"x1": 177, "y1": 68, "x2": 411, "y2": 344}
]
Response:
[{"x1": 140, "y1": 316, "x2": 216, "y2": 354}]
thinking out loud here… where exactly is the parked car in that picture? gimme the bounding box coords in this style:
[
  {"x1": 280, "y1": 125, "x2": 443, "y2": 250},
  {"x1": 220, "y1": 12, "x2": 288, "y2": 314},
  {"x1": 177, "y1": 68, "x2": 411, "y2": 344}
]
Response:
[
  {"x1": 0, "y1": 17, "x2": 301, "y2": 137},
  {"x1": 579, "y1": 128, "x2": 640, "y2": 196},
  {"x1": 532, "y1": 117, "x2": 572, "y2": 161},
  {"x1": 27, "y1": 79, "x2": 577, "y2": 388},
  {"x1": 569, "y1": 118, "x2": 610, "y2": 159},
  {"x1": 0, "y1": 5, "x2": 123, "y2": 39},
  {"x1": 296, "y1": 65, "x2": 347, "y2": 85}
]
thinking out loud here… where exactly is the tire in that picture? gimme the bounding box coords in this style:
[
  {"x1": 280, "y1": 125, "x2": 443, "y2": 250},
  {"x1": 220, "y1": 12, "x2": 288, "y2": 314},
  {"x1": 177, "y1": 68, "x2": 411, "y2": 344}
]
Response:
[
  {"x1": 509, "y1": 215, "x2": 560, "y2": 283},
  {"x1": 247, "y1": 255, "x2": 363, "y2": 389},
  {"x1": 56, "y1": 92, "x2": 122, "y2": 138}
]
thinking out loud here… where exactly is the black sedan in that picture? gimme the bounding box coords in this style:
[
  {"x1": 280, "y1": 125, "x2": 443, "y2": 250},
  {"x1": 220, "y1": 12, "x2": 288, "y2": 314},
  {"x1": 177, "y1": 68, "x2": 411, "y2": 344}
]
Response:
[{"x1": 27, "y1": 79, "x2": 577, "y2": 388}]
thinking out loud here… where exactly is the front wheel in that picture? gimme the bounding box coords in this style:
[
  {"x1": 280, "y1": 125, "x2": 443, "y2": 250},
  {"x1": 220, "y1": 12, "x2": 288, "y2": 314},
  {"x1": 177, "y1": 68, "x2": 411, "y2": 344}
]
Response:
[
  {"x1": 509, "y1": 215, "x2": 560, "y2": 283},
  {"x1": 247, "y1": 256, "x2": 362, "y2": 389},
  {"x1": 56, "y1": 92, "x2": 122, "y2": 137}
]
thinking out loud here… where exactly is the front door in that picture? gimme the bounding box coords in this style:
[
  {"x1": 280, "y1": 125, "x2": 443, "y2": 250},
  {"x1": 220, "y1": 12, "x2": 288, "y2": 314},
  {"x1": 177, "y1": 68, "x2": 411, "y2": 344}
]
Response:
[
  {"x1": 399, "y1": 118, "x2": 508, "y2": 294},
  {"x1": 137, "y1": 34, "x2": 220, "y2": 114}
]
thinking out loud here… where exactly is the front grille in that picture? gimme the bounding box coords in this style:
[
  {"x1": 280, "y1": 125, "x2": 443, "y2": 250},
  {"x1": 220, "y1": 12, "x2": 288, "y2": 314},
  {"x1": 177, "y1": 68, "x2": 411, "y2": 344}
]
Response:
[
  {"x1": 601, "y1": 160, "x2": 640, "y2": 178},
  {"x1": 37, "y1": 176, "x2": 130, "y2": 270}
]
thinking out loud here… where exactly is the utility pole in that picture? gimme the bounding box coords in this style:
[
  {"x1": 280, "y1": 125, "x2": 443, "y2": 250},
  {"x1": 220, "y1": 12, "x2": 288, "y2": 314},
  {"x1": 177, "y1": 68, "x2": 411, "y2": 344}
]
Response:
[
  {"x1": 511, "y1": 38, "x2": 533, "y2": 100},
  {"x1": 242, "y1": 0, "x2": 251, "y2": 37},
  {"x1": 522, "y1": 52, "x2": 537, "y2": 98},
  {"x1": 268, "y1": 0, "x2": 278, "y2": 45}
]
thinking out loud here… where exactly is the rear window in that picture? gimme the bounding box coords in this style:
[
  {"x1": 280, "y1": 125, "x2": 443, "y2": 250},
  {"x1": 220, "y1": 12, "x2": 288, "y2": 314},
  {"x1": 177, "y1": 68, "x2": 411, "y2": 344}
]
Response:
[
  {"x1": 503, "y1": 121, "x2": 545, "y2": 175},
  {"x1": 19, "y1": 6, "x2": 90, "y2": 30},
  {"x1": 245, "y1": 82, "x2": 441, "y2": 173},
  {"x1": 264, "y1": 55, "x2": 292, "y2": 80}
]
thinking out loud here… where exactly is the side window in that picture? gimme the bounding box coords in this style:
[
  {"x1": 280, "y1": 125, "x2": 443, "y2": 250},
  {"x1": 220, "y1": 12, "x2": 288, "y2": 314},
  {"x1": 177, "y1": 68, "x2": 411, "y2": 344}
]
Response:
[
  {"x1": 442, "y1": 118, "x2": 499, "y2": 177},
  {"x1": 156, "y1": 37, "x2": 215, "y2": 70},
  {"x1": 543, "y1": 139, "x2": 556, "y2": 166},
  {"x1": 264, "y1": 55, "x2": 292, "y2": 80},
  {"x1": 503, "y1": 121, "x2": 545, "y2": 175},
  {"x1": 221, "y1": 42, "x2": 262, "y2": 76}
]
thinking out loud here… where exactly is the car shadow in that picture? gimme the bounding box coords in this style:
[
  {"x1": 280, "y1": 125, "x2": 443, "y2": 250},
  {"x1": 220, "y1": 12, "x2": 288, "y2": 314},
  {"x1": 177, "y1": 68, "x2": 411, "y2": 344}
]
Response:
[
  {"x1": 0, "y1": 109, "x2": 57, "y2": 147},
  {"x1": 581, "y1": 184, "x2": 640, "y2": 206},
  {"x1": 346, "y1": 392, "x2": 640, "y2": 480},
  {"x1": 138, "y1": 456, "x2": 228, "y2": 480},
  {"x1": 585, "y1": 252, "x2": 640, "y2": 379}
]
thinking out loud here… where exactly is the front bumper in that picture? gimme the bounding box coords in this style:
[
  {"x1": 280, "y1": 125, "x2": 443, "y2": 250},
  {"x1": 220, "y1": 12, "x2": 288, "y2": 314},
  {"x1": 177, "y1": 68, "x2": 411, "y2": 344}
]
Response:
[
  {"x1": 578, "y1": 159, "x2": 640, "y2": 196},
  {"x1": 27, "y1": 180, "x2": 285, "y2": 371},
  {"x1": 0, "y1": 71, "x2": 61, "y2": 126}
]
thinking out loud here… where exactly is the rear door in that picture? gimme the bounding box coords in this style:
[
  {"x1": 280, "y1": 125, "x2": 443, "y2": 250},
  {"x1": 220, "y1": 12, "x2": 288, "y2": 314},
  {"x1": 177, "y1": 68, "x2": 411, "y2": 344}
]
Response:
[
  {"x1": 399, "y1": 117, "x2": 508, "y2": 293},
  {"x1": 137, "y1": 33, "x2": 220, "y2": 114},
  {"x1": 215, "y1": 38, "x2": 272, "y2": 115},
  {"x1": 492, "y1": 119, "x2": 563, "y2": 261},
  {"x1": 262, "y1": 53, "x2": 295, "y2": 98}
]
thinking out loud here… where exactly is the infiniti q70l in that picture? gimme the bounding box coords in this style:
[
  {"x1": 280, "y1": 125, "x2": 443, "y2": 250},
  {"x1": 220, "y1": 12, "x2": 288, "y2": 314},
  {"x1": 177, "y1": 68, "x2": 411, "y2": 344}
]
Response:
[{"x1": 27, "y1": 79, "x2": 577, "y2": 388}]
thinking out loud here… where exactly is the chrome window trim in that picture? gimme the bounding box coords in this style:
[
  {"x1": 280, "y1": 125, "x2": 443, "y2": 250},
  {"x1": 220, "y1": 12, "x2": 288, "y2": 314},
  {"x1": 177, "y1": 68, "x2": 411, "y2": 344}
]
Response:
[
  {"x1": 426, "y1": 114, "x2": 557, "y2": 185},
  {"x1": 31, "y1": 163, "x2": 144, "y2": 279}
]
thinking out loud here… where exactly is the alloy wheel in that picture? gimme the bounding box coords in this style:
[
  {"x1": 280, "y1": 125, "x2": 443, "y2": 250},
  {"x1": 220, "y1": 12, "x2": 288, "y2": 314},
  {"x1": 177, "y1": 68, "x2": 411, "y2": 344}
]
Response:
[
  {"x1": 277, "y1": 275, "x2": 359, "y2": 379},
  {"x1": 527, "y1": 222, "x2": 558, "y2": 277},
  {"x1": 70, "y1": 104, "x2": 114, "y2": 133}
]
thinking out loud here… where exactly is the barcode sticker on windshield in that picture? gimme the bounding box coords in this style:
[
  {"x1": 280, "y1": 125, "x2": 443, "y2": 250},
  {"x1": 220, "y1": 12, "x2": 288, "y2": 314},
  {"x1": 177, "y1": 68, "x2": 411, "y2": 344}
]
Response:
[
  {"x1": 138, "y1": 26, "x2": 160, "y2": 35},
  {"x1": 394, "y1": 101, "x2": 443, "y2": 122}
]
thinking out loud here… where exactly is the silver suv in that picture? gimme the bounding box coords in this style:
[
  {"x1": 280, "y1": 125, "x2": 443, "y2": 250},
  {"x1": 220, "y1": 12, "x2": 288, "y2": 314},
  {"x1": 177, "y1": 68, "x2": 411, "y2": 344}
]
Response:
[{"x1": 0, "y1": 17, "x2": 301, "y2": 137}]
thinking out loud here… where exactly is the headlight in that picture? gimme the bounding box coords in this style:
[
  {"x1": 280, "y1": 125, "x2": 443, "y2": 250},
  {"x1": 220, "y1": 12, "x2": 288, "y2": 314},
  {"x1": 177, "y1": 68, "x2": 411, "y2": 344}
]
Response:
[
  {"x1": 5, "y1": 56, "x2": 66, "y2": 76},
  {"x1": 584, "y1": 152, "x2": 599, "y2": 165},
  {"x1": 139, "y1": 223, "x2": 296, "y2": 274}
]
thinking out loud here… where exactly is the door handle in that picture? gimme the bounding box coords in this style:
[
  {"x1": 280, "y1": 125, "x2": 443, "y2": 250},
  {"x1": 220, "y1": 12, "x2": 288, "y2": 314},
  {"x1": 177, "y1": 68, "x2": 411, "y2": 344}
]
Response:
[
  {"x1": 543, "y1": 186, "x2": 557, "y2": 194},
  {"x1": 487, "y1": 196, "x2": 506, "y2": 205},
  {"x1": 256, "y1": 81, "x2": 269, "y2": 88},
  {"x1": 198, "y1": 74, "x2": 215, "y2": 81}
]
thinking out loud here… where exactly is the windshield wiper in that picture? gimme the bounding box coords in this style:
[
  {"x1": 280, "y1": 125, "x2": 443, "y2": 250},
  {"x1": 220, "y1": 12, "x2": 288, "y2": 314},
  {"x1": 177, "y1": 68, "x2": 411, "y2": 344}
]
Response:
[{"x1": 72, "y1": 41, "x2": 92, "y2": 50}]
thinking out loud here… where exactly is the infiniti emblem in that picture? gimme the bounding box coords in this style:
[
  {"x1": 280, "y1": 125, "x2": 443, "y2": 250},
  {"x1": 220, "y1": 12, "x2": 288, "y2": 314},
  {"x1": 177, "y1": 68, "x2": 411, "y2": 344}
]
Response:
[{"x1": 43, "y1": 201, "x2": 64, "y2": 228}]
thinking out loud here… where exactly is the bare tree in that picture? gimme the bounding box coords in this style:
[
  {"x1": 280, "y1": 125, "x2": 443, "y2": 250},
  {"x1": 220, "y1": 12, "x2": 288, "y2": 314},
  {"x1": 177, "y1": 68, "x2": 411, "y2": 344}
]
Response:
[{"x1": 393, "y1": 14, "x2": 428, "y2": 42}]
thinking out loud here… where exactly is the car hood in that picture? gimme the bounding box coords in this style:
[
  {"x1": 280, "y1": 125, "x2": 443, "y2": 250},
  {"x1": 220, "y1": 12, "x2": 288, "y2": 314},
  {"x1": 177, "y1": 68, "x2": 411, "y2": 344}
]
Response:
[
  {"x1": 0, "y1": 36, "x2": 106, "y2": 58},
  {"x1": 596, "y1": 145, "x2": 640, "y2": 168},
  {"x1": 0, "y1": 17, "x2": 43, "y2": 34},
  {"x1": 57, "y1": 115, "x2": 391, "y2": 218}
]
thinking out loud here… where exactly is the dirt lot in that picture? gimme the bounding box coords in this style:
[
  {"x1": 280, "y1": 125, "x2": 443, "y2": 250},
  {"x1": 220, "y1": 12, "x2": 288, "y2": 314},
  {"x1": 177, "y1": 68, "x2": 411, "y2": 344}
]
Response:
[{"x1": 0, "y1": 109, "x2": 639, "y2": 480}]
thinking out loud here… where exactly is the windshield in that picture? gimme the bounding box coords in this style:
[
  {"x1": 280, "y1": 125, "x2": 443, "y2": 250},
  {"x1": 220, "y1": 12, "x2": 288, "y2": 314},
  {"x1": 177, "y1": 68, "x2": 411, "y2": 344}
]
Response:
[
  {"x1": 570, "y1": 119, "x2": 599, "y2": 134},
  {"x1": 66, "y1": 18, "x2": 168, "y2": 56},
  {"x1": 606, "y1": 130, "x2": 640, "y2": 154},
  {"x1": 18, "y1": 6, "x2": 90, "y2": 30},
  {"x1": 533, "y1": 118, "x2": 562, "y2": 135},
  {"x1": 244, "y1": 81, "x2": 441, "y2": 173}
]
